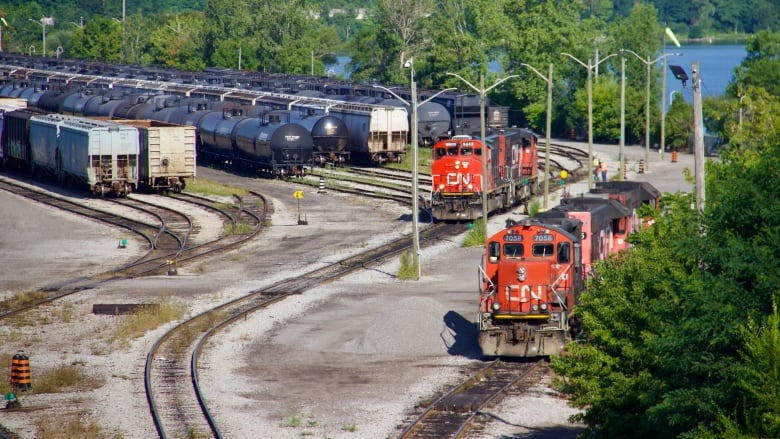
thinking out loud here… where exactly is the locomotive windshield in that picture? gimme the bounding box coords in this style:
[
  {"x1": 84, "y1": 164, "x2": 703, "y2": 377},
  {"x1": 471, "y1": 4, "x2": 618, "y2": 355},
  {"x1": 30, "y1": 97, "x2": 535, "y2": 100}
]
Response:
[
  {"x1": 435, "y1": 147, "x2": 447, "y2": 159},
  {"x1": 504, "y1": 243, "x2": 524, "y2": 258},
  {"x1": 461, "y1": 147, "x2": 472, "y2": 156},
  {"x1": 533, "y1": 244, "x2": 554, "y2": 257},
  {"x1": 557, "y1": 242, "x2": 571, "y2": 263}
]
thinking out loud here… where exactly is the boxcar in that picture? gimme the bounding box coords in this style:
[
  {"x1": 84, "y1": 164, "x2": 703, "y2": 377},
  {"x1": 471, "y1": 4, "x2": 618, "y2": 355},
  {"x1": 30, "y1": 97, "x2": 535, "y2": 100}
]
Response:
[{"x1": 111, "y1": 119, "x2": 196, "y2": 192}]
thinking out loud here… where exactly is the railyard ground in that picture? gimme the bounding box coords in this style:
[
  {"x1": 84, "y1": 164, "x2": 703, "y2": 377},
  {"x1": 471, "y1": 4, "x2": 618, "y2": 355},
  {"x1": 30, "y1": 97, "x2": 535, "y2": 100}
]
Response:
[{"x1": 0, "y1": 140, "x2": 695, "y2": 438}]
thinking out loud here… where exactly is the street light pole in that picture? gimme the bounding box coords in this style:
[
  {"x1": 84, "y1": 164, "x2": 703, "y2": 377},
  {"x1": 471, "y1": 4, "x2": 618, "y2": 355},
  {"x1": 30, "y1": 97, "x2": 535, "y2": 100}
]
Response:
[
  {"x1": 122, "y1": 0, "x2": 126, "y2": 62},
  {"x1": 410, "y1": 65, "x2": 419, "y2": 280},
  {"x1": 446, "y1": 72, "x2": 520, "y2": 226},
  {"x1": 622, "y1": 49, "x2": 681, "y2": 171},
  {"x1": 30, "y1": 17, "x2": 54, "y2": 57},
  {"x1": 560, "y1": 52, "x2": 617, "y2": 188},
  {"x1": 520, "y1": 63, "x2": 553, "y2": 209},
  {"x1": 374, "y1": 73, "x2": 454, "y2": 280},
  {"x1": 619, "y1": 54, "x2": 626, "y2": 180}
]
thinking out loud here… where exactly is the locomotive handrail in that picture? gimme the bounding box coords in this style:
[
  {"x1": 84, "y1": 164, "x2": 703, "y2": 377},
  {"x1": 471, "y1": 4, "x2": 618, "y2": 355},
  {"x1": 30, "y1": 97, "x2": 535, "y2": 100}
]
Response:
[
  {"x1": 551, "y1": 265, "x2": 571, "y2": 310},
  {"x1": 478, "y1": 264, "x2": 495, "y2": 296}
]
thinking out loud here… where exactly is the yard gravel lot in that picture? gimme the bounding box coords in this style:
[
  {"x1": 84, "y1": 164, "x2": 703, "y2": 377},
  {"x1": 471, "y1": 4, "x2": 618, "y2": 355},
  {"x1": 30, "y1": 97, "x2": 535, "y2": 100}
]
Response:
[{"x1": 1, "y1": 142, "x2": 693, "y2": 438}]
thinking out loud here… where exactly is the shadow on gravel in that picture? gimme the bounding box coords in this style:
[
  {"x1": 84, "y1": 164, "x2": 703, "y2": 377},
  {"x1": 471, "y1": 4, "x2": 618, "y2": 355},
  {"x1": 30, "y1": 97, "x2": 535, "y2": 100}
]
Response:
[
  {"x1": 443, "y1": 310, "x2": 482, "y2": 359},
  {"x1": 489, "y1": 425, "x2": 584, "y2": 439}
]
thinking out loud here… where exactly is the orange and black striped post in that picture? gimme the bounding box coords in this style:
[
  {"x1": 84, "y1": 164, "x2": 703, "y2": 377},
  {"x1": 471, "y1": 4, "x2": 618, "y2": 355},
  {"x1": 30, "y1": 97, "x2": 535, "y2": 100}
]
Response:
[{"x1": 10, "y1": 351, "x2": 31, "y2": 391}]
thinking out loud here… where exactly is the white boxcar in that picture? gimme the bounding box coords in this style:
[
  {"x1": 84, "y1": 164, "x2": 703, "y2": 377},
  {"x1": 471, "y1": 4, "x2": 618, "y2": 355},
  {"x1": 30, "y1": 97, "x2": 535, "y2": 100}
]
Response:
[
  {"x1": 30, "y1": 115, "x2": 139, "y2": 196},
  {"x1": 111, "y1": 119, "x2": 196, "y2": 192},
  {"x1": 328, "y1": 104, "x2": 408, "y2": 164}
]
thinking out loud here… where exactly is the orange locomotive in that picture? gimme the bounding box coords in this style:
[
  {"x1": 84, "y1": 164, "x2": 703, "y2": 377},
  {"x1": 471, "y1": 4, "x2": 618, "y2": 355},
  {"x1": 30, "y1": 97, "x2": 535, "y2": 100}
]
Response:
[
  {"x1": 477, "y1": 181, "x2": 660, "y2": 357},
  {"x1": 429, "y1": 128, "x2": 539, "y2": 221}
]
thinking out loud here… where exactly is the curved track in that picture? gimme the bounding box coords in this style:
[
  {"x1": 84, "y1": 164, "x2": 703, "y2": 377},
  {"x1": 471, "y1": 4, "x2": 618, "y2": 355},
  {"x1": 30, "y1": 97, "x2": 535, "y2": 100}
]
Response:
[
  {"x1": 145, "y1": 221, "x2": 467, "y2": 438},
  {"x1": 0, "y1": 179, "x2": 264, "y2": 320}
]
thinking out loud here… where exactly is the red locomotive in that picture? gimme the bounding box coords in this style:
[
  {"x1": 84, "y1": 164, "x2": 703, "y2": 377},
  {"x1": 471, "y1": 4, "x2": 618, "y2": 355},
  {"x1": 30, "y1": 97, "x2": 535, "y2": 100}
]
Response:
[
  {"x1": 429, "y1": 128, "x2": 539, "y2": 221},
  {"x1": 477, "y1": 181, "x2": 660, "y2": 357}
]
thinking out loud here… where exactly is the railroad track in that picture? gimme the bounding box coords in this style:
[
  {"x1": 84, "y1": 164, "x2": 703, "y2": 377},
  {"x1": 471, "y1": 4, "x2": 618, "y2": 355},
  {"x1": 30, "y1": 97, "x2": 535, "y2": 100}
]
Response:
[
  {"x1": 0, "y1": 178, "x2": 267, "y2": 320},
  {"x1": 145, "y1": 221, "x2": 467, "y2": 438},
  {"x1": 397, "y1": 359, "x2": 548, "y2": 438},
  {"x1": 306, "y1": 143, "x2": 590, "y2": 208}
]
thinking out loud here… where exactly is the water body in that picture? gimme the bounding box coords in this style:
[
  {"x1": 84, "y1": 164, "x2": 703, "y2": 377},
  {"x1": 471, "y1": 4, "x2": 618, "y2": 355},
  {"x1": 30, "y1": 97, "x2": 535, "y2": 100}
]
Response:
[
  {"x1": 328, "y1": 44, "x2": 747, "y2": 104},
  {"x1": 664, "y1": 44, "x2": 746, "y2": 107}
]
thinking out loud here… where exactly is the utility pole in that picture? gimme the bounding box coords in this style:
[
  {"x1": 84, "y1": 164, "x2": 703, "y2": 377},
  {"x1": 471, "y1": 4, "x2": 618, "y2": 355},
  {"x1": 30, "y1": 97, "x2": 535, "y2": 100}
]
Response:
[
  {"x1": 692, "y1": 61, "x2": 705, "y2": 213},
  {"x1": 619, "y1": 54, "x2": 626, "y2": 179}
]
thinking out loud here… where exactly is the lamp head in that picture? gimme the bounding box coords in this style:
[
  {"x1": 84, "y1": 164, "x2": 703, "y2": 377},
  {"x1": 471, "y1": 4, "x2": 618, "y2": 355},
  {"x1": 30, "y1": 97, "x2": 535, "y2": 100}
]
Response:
[
  {"x1": 669, "y1": 65, "x2": 689, "y2": 87},
  {"x1": 404, "y1": 60, "x2": 412, "y2": 68}
]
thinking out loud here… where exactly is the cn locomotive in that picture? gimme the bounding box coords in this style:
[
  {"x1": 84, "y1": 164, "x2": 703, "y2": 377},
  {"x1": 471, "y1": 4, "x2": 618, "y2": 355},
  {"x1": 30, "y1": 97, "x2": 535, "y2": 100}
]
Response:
[
  {"x1": 477, "y1": 181, "x2": 661, "y2": 357},
  {"x1": 430, "y1": 128, "x2": 539, "y2": 221}
]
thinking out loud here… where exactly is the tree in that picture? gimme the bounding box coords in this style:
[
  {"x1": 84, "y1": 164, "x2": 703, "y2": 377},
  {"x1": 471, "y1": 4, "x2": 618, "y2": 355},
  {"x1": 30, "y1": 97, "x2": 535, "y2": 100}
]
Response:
[
  {"x1": 664, "y1": 92, "x2": 692, "y2": 151},
  {"x1": 347, "y1": 0, "x2": 433, "y2": 85},
  {"x1": 729, "y1": 31, "x2": 780, "y2": 98},
  {"x1": 68, "y1": 15, "x2": 122, "y2": 62},
  {"x1": 147, "y1": 14, "x2": 206, "y2": 71}
]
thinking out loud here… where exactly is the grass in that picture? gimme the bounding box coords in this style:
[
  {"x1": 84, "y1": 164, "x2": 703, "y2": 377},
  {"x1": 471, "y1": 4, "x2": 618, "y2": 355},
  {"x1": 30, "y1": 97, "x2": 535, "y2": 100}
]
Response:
[
  {"x1": 341, "y1": 423, "x2": 357, "y2": 432},
  {"x1": 0, "y1": 289, "x2": 50, "y2": 313},
  {"x1": 35, "y1": 417, "x2": 108, "y2": 439},
  {"x1": 223, "y1": 220, "x2": 255, "y2": 235},
  {"x1": 33, "y1": 363, "x2": 105, "y2": 393},
  {"x1": 385, "y1": 145, "x2": 433, "y2": 174},
  {"x1": 109, "y1": 297, "x2": 186, "y2": 346},
  {"x1": 397, "y1": 251, "x2": 419, "y2": 280},
  {"x1": 528, "y1": 199, "x2": 541, "y2": 217},
  {"x1": 185, "y1": 178, "x2": 248, "y2": 198},
  {"x1": 462, "y1": 218, "x2": 487, "y2": 247}
]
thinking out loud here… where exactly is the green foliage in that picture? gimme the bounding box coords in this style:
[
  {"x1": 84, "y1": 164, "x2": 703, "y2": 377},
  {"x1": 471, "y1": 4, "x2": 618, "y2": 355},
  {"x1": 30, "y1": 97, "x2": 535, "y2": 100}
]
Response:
[
  {"x1": 462, "y1": 218, "x2": 486, "y2": 247},
  {"x1": 397, "y1": 251, "x2": 419, "y2": 280},
  {"x1": 554, "y1": 50, "x2": 780, "y2": 435},
  {"x1": 664, "y1": 93, "x2": 693, "y2": 152},
  {"x1": 729, "y1": 31, "x2": 780, "y2": 98}
]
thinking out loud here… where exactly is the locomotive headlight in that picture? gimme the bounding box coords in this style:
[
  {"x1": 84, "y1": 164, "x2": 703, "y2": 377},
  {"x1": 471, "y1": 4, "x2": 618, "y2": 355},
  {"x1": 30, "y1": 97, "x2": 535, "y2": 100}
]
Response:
[
  {"x1": 517, "y1": 267, "x2": 527, "y2": 282},
  {"x1": 532, "y1": 304, "x2": 539, "y2": 312},
  {"x1": 492, "y1": 302, "x2": 500, "y2": 311},
  {"x1": 439, "y1": 183, "x2": 445, "y2": 190},
  {"x1": 467, "y1": 183, "x2": 473, "y2": 190},
  {"x1": 540, "y1": 303, "x2": 548, "y2": 311}
]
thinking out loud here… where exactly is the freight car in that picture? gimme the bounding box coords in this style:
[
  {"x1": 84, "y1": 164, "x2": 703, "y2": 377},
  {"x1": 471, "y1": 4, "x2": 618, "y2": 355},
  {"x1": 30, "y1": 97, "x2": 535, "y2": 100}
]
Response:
[
  {"x1": 325, "y1": 103, "x2": 408, "y2": 165},
  {"x1": 0, "y1": 109, "x2": 38, "y2": 171},
  {"x1": 380, "y1": 98, "x2": 451, "y2": 147},
  {"x1": 0, "y1": 64, "x2": 407, "y2": 169},
  {"x1": 110, "y1": 119, "x2": 196, "y2": 192},
  {"x1": 430, "y1": 128, "x2": 539, "y2": 221},
  {"x1": 290, "y1": 111, "x2": 350, "y2": 166},
  {"x1": 26, "y1": 114, "x2": 139, "y2": 196},
  {"x1": 477, "y1": 181, "x2": 661, "y2": 357}
]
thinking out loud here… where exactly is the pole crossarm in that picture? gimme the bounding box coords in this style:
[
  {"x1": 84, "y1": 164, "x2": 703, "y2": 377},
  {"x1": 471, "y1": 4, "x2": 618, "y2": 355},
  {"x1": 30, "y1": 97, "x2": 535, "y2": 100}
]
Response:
[
  {"x1": 519, "y1": 64, "x2": 547, "y2": 84},
  {"x1": 446, "y1": 72, "x2": 520, "y2": 94},
  {"x1": 373, "y1": 85, "x2": 456, "y2": 110}
]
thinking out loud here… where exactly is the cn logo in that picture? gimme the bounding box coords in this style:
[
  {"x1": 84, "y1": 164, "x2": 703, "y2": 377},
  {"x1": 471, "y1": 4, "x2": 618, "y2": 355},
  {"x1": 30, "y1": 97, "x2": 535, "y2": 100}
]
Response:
[{"x1": 447, "y1": 173, "x2": 471, "y2": 186}]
